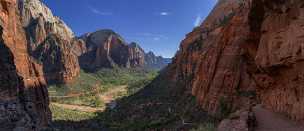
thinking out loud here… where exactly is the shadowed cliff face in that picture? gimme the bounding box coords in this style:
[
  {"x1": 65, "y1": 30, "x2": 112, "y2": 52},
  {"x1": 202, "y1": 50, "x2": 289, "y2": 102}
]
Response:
[
  {"x1": 33, "y1": 34, "x2": 80, "y2": 84},
  {"x1": 0, "y1": 0, "x2": 50, "y2": 130},
  {"x1": 19, "y1": 0, "x2": 80, "y2": 84},
  {"x1": 163, "y1": 0, "x2": 304, "y2": 121}
]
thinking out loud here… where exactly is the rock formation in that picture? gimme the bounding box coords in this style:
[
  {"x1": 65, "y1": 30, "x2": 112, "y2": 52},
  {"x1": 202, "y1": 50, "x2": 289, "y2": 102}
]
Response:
[
  {"x1": 0, "y1": 0, "x2": 51, "y2": 130},
  {"x1": 247, "y1": 0, "x2": 304, "y2": 121},
  {"x1": 78, "y1": 29, "x2": 170, "y2": 71},
  {"x1": 78, "y1": 29, "x2": 131, "y2": 70},
  {"x1": 128, "y1": 42, "x2": 146, "y2": 68},
  {"x1": 19, "y1": 0, "x2": 80, "y2": 84},
  {"x1": 33, "y1": 34, "x2": 80, "y2": 84},
  {"x1": 159, "y1": 0, "x2": 304, "y2": 122},
  {"x1": 201, "y1": 0, "x2": 241, "y2": 29}
]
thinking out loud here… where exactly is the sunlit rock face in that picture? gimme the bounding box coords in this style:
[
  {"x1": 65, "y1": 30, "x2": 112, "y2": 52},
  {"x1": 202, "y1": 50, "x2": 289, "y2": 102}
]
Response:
[
  {"x1": 0, "y1": 0, "x2": 50, "y2": 130},
  {"x1": 160, "y1": 0, "x2": 304, "y2": 121},
  {"x1": 19, "y1": 0, "x2": 74, "y2": 42},
  {"x1": 164, "y1": 0, "x2": 249, "y2": 116},
  {"x1": 18, "y1": 0, "x2": 80, "y2": 84}
]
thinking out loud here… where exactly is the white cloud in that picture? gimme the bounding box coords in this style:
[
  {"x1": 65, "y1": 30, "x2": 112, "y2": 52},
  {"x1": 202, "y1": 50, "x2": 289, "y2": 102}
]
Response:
[
  {"x1": 88, "y1": 6, "x2": 112, "y2": 16},
  {"x1": 160, "y1": 12, "x2": 170, "y2": 16},
  {"x1": 154, "y1": 12, "x2": 171, "y2": 16},
  {"x1": 194, "y1": 15, "x2": 202, "y2": 27}
]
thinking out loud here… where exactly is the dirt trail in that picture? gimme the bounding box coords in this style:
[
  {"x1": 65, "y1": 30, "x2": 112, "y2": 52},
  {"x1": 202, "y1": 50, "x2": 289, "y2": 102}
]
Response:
[
  {"x1": 51, "y1": 103, "x2": 104, "y2": 112},
  {"x1": 254, "y1": 105, "x2": 304, "y2": 131},
  {"x1": 51, "y1": 85, "x2": 127, "y2": 112}
]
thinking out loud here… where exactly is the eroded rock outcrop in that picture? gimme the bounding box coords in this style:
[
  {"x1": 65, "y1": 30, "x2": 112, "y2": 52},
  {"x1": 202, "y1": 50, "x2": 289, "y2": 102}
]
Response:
[
  {"x1": 0, "y1": 0, "x2": 51, "y2": 130},
  {"x1": 19, "y1": 0, "x2": 80, "y2": 84}
]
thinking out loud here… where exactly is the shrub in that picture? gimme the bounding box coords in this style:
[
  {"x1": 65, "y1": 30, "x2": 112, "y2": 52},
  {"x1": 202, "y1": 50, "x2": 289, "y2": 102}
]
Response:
[
  {"x1": 218, "y1": 97, "x2": 233, "y2": 119},
  {"x1": 190, "y1": 123, "x2": 216, "y2": 131}
]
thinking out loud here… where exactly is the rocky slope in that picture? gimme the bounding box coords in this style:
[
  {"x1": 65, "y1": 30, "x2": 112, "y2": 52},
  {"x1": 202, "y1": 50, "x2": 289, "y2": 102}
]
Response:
[
  {"x1": 77, "y1": 29, "x2": 170, "y2": 71},
  {"x1": 0, "y1": 0, "x2": 50, "y2": 130},
  {"x1": 19, "y1": 0, "x2": 80, "y2": 84}
]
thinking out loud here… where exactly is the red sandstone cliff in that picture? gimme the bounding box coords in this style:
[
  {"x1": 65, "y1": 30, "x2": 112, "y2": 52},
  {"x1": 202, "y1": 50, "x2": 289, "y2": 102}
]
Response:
[
  {"x1": 0, "y1": 0, "x2": 50, "y2": 130},
  {"x1": 166, "y1": 0, "x2": 304, "y2": 122}
]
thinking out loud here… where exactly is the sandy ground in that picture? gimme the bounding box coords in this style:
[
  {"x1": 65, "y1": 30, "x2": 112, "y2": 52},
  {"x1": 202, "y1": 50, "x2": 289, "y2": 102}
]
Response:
[{"x1": 254, "y1": 105, "x2": 304, "y2": 131}]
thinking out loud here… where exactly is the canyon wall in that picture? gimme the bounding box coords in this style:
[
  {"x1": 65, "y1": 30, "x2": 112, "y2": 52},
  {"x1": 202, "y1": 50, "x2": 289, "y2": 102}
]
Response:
[
  {"x1": 163, "y1": 0, "x2": 304, "y2": 121},
  {"x1": 248, "y1": 0, "x2": 304, "y2": 121},
  {"x1": 0, "y1": 0, "x2": 51, "y2": 130}
]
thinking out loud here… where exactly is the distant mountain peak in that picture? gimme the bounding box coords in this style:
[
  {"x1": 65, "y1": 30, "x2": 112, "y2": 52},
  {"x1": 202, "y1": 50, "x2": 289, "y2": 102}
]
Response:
[{"x1": 76, "y1": 29, "x2": 171, "y2": 71}]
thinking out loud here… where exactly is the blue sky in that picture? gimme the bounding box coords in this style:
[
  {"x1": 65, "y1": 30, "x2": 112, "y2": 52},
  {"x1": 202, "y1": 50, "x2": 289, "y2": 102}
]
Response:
[{"x1": 44, "y1": 0, "x2": 217, "y2": 58}]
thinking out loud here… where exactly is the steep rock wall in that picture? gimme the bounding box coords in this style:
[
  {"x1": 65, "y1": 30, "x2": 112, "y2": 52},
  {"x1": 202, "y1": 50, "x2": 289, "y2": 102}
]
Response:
[
  {"x1": 128, "y1": 42, "x2": 145, "y2": 68},
  {"x1": 164, "y1": 0, "x2": 304, "y2": 121},
  {"x1": 247, "y1": 0, "x2": 304, "y2": 121},
  {"x1": 0, "y1": 0, "x2": 51, "y2": 130}
]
